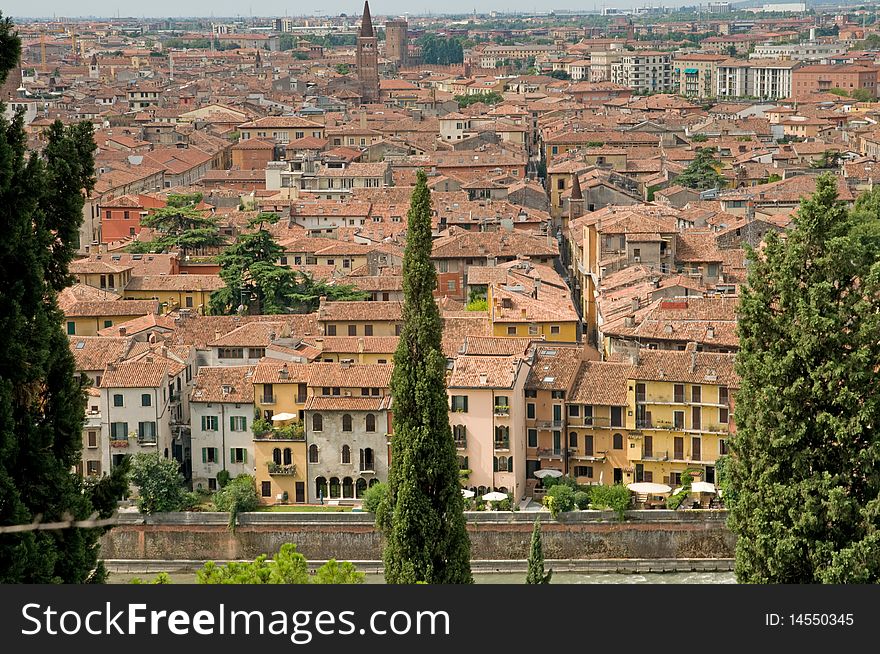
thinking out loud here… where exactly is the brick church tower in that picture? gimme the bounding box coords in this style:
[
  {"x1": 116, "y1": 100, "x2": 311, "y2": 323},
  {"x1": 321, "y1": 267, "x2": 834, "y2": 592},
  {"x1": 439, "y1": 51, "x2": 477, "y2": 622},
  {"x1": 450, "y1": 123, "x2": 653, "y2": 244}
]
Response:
[{"x1": 356, "y1": 1, "x2": 379, "y2": 103}]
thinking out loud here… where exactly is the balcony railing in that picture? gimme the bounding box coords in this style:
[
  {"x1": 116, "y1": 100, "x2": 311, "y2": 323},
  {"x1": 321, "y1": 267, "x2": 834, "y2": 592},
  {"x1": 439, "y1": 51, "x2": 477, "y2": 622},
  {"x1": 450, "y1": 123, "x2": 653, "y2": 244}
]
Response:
[
  {"x1": 641, "y1": 450, "x2": 668, "y2": 461},
  {"x1": 537, "y1": 420, "x2": 564, "y2": 429},
  {"x1": 537, "y1": 447, "x2": 564, "y2": 458},
  {"x1": 494, "y1": 439, "x2": 510, "y2": 451},
  {"x1": 109, "y1": 437, "x2": 129, "y2": 448},
  {"x1": 454, "y1": 436, "x2": 467, "y2": 449},
  {"x1": 267, "y1": 462, "x2": 298, "y2": 476},
  {"x1": 493, "y1": 405, "x2": 510, "y2": 416}
]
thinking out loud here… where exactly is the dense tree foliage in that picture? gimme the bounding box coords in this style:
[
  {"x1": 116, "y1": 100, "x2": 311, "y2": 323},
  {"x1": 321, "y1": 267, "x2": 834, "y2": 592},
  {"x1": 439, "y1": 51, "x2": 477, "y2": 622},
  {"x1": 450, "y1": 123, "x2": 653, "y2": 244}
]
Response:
[
  {"x1": 417, "y1": 35, "x2": 464, "y2": 65},
  {"x1": 213, "y1": 473, "x2": 260, "y2": 529},
  {"x1": 382, "y1": 170, "x2": 473, "y2": 584},
  {"x1": 675, "y1": 147, "x2": 724, "y2": 190},
  {"x1": 136, "y1": 192, "x2": 225, "y2": 255},
  {"x1": 0, "y1": 16, "x2": 131, "y2": 583},
  {"x1": 129, "y1": 453, "x2": 189, "y2": 514},
  {"x1": 196, "y1": 543, "x2": 364, "y2": 584},
  {"x1": 728, "y1": 174, "x2": 880, "y2": 583},
  {"x1": 209, "y1": 212, "x2": 366, "y2": 315},
  {"x1": 455, "y1": 91, "x2": 503, "y2": 108}
]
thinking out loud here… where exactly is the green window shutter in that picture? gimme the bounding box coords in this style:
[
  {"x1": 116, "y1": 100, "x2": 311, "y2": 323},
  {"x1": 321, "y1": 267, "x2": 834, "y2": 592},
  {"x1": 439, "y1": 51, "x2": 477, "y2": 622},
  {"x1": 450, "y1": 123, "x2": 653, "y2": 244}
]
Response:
[
  {"x1": 202, "y1": 448, "x2": 207, "y2": 463},
  {"x1": 493, "y1": 457, "x2": 498, "y2": 472},
  {"x1": 243, "y1": 449, "x2": 247, "y2": 463},
  {"x1": 214, "y1": 448, "x2": 219, "y2": 462},
  {"x1": 123, "y1": 423, "x2": 128, "y2": 438},
  {"x1": 67, "y1": 321, "x2": 76, "y2": 335},
  {"x1": 230, "y1": 416, "x2": 235, "y2": 431},
  {"x1": 201, "y1": 415, "x2": 206, "y2": 431},
  {"x1": 242, "y1": 417, "x2": 247, "y2": 432},
  {"x1": 508, "y1": 456, "x2": 513, "y2": 473}
]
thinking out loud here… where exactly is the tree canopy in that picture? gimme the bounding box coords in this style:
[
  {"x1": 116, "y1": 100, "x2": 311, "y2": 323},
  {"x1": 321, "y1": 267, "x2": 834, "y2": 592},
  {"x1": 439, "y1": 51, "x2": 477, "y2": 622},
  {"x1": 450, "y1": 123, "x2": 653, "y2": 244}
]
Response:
[
  {"x1": 136, "y1": 192, "x2": 225, "y2": 256},
  {"x1": 417, "y1": 35, "x2": 463, "y2": 65},
  {"x1": 0, "y1": 14, "x2": 128, "y2": 582},
  {"x1": 728, "y1": 173, "x2": 880, "y2": 583},
  {"x1": 382, "y1": 169, "x2": 472, "y2": 584},
  {"x1": 675, "y1": 147, "x2": 724, "y2": 190}
]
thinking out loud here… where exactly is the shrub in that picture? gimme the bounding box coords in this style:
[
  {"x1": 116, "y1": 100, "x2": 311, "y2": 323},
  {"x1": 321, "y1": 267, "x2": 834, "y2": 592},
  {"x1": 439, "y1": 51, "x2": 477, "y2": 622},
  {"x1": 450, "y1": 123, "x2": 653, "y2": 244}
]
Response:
[
  {"x1": 590, "y1": 484, "x2": 632, "y2": 520},
  {"x1": 216, "y1": 470, "x2": 231, "y2": 488},
  {"x1": 129, "y1": 453, "x2": 189, "y2": 514},
  {"x1": 574, "y1": 491, "x2": 591, "y2": 510},
  {"x1": 362, "y1": 482, "x2": 389, "y2": 528},
  {"x1": 543, "y1": 484, "x2": 575, "y2": 518},
  {"x1": 213, "y1": 474, "x2": 260, "y2": 529}
]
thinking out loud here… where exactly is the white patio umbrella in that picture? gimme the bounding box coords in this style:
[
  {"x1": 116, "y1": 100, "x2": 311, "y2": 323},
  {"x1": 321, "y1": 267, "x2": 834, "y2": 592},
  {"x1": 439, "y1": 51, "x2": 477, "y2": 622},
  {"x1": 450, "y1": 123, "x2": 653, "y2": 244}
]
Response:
[
  {"x1": 271, "y1": 412, "x2": 297, "y2": 422},
  {"x1": 533, "y1": 469, "x2": 563, "y2": 479},
  {"x1": 672, "y1": 482, "x2": 717, "y2": 495},
  {"x1": 482, "y1": 491, "x2": 508, "y2": 502},
  {"x1": 626, "y1": 482, "x2": 673, "y2": 495},
  {"x1": 461, "y1": 489, "x2": 475, "y2": 498}
]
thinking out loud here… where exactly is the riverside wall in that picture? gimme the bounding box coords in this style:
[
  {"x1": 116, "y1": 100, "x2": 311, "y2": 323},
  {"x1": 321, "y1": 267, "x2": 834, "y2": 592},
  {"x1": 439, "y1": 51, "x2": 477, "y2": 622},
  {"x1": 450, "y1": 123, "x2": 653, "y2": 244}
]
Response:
[{"x1": 100, "y1": 510, "x2": 735, "y2": 565}]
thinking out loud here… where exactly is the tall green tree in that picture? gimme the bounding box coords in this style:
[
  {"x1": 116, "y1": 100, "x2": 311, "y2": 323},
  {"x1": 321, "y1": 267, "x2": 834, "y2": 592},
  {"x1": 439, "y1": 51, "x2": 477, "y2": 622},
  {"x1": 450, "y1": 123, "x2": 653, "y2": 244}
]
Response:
[
  {"x1": 382, "y1": 169, "x2": 472, "y2": 584},
  {"x1": 675, "y1": 147, "x2": 724, "y2": 190},
  {"x1": 209, "y1": 212, "x2": 366, "y2": 315},
  {"x1": 526, "y1": 518, "x2": 552, "y2": 584},
  {"x1": 0, "y1": 15, "x2": 127, "y2": 582},
  {"x1": 728, "y1": 173, "x2": 880, "y2": 583},
  {"x1": 137, "y1": 192, "x2": 224, "y2": 256}
]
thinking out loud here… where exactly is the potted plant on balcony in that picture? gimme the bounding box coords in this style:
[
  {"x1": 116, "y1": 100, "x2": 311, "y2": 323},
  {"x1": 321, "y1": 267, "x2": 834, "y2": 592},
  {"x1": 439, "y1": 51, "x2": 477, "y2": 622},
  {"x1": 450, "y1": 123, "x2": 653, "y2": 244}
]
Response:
[{"x1": 252, "y1": 417, "x2": 273, "y2": 437}]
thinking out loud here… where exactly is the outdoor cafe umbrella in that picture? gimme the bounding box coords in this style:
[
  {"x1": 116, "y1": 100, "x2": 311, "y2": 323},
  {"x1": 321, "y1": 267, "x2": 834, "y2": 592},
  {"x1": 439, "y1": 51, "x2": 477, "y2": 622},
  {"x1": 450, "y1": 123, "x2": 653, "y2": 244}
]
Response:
[
  {"x1": 482, "y1": 491, "x2": 508, "y2": 502},
  {"x1": 672, "y1": 482, "x2": 717, "y2": 495},
  {"x1": 626, "y1": 482, "x2": 672, "y2": 495},
  {"x1": 533, "y1": 469, "x2": 563, "y2": 479},
  {"x1": 271, "y1": 412, "x2": 297, "y2": 422},
  {"x1": 461, "y1": 489, "x2": 475, "y2": 499}
]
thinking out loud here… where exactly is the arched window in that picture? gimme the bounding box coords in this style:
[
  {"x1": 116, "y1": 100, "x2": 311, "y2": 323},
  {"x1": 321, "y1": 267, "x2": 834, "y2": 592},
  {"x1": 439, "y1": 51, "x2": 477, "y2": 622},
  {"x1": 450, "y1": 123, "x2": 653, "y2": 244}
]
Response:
[
  {"x1": 368, "y1": 478, "x2": 380, "y2": 487},
  {"x1": 458, "y1": 455, "x2": 469, "y2": 469},
  {"x1": 329, "y1": 477, "x2": 341, "y2": 498},
  {"x1": 283, "y1": 448, "x2": 292, "y2": 465},
  {"x1": 365, "y1": 413, "x2": 376, "y2": 432},
  {"x1": 507, "y1": 456, "x2": 513, "y2": 472},
  {"x1": 613, "y1": 433, "x2": 624, "y2": 450},
  {"x1": 309, "y1": 444, "x2": 319, "y2": 463},
  {"x1": 342, "y1": 444, "x2": 351, "y2": 464},
  {"x1": 273, "y1": 448, "x2": 282, "y2": 465},
  {"x1": 312, "y1": 413, "x2": 323, "y2": 432},
  {"x1": 360, "y1": 447, "x2": 374, "y2": 471},
  {"x1": 356, "y1": 478, "x2": 368, "y2": 498},
  {"x1": 342, "y1": 477, "x2": 354, "y2": 498},
  {"x1": 342, "y1": 414, "x2": 352, "y2": 432},
  {"x1": 497, "y1": 456, "x2": 508, "y2": 471},
  {"x1": 493, "y1": 456, "x2": 499, "y2": 472},
  {"x1": 315, "y1": 476, "x2": 327, "y2": 499},
  {"x1": 478, "y1": 485, "x2": 487, "y2": 496}
]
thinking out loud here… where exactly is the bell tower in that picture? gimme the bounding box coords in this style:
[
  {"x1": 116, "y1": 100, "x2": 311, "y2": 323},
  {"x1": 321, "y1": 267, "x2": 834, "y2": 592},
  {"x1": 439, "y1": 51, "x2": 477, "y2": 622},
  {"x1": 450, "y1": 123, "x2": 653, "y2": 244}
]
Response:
[{"x1": 355, "y1": 1, "x2": 379, "y2": 103}]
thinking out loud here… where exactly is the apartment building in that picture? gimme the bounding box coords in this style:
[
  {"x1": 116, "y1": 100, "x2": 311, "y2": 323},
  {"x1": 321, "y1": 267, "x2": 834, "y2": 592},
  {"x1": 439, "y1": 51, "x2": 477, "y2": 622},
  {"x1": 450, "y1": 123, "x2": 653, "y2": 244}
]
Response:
[
  {"x1": 791, "y1": 64, "x2": 880, "y2": 100},
  {"x1": 672, "y1": 53, "x2": 728, "y2": 99},
  {"x1": 611, "y1": 52, "x2": 673, "y2": 94},
  {"x1": 716, "y1": 59, "x2": 798, "y2": 100}
]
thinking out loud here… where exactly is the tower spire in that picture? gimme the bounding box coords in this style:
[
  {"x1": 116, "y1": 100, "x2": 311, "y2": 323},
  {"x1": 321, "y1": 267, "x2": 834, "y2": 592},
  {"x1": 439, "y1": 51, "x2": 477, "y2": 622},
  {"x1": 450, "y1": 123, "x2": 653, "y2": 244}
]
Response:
[{"x1": 360, "y1": 1, "x2": 374, "y2": 37}]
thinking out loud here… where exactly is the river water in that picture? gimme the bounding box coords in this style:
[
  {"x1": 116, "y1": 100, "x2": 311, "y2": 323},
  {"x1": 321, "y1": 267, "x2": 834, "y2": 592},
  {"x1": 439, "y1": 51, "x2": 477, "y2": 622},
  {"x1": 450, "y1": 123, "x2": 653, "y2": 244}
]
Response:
[{"x1": 110, "y1": 570, "x2": 735, "y2": 584}]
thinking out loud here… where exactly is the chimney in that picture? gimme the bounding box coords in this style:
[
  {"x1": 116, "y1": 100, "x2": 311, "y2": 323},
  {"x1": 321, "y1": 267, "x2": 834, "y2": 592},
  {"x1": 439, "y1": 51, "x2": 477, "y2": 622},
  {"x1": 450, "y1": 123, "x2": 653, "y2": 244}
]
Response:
[
  {"x1": 630, "y1": 297, "x2": 640, "y2": 312},
  {"x1": 707, "y1": 326, "x2": 715, "y2": 339},
  {"x1": 533, "y1": 277, "x2": 542, "y2": 298},
  {"x1": 690, "y1": 351, "x2": 697, "y2": 372},
  {"x1": 624, "y1": 315, "x2": 635, "y2": 327},
  {"x1": 479, "y1": 372, "x2": 488, "y2": 385},
  {"x1": 359, "y1": 112, "x2": 367, "y2": 130},
  {"x1": 148, "y1": 332, "x2": 156, "y2": 343},
  {"x1": 118, "y1": 326, "x2": 127, "y2": 336},
  {"x1": 652, "y1": 277, "x2": 660, "y2": 289},
  {"x1": 279, "y1": 364, "x2": 289, "y2": 380}
]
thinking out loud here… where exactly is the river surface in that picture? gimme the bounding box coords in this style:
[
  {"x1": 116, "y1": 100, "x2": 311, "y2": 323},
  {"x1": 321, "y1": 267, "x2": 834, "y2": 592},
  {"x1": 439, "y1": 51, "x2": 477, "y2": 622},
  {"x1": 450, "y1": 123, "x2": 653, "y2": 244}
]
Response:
[{"x1": 110, "y1": 570, "x2": 736, "y2": 584}]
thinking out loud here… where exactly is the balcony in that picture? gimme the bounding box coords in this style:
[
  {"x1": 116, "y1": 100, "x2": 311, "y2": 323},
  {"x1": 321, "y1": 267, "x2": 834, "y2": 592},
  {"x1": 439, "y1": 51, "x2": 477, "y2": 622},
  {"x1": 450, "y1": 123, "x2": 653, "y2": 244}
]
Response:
[
  {"x1": 494, "y1": 439, "x2": 510, "y2": 451},
  {"x1": 493, "y1": 405, "x2": 510, "y2": 417},
  {"x1": 641, "y1": 450, "x2": 668, "y2": 461},
  {"x1": 109, "y1": 437, "x2": 130, "y2": 449},
  {"x1": 537, "y1": 447, "x2": 564, "y2": 459},
  {"x1": 267, "y1": 462, "x2": 298, "y2": 476},
  {"x1": 537, "y1": 420, "x2": 564, "y2": 430},
  {"x1": 454, "y1": 436, "x2": 467, "y2": 449},
  {"x1": 137, "y1": 437, "x2": 158, "y2": 445}
]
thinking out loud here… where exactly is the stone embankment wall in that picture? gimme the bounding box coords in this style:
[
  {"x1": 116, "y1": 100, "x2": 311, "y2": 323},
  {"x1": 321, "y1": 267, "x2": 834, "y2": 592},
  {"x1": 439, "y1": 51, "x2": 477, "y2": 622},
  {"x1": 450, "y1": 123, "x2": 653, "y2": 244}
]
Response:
[{"x1": 101, "y1": 510, "x2": 735, "y2": 564}]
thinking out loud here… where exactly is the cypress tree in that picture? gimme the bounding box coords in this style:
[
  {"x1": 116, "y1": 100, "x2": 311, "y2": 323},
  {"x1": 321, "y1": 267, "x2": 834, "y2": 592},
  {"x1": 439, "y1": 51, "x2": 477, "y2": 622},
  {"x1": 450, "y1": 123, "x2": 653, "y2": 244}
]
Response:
[
  {"x1": 0, "y1": 17, "x2": 121, "y2": 582},
  {"x1": 383, "y1": 169, "x2": 472, "y2": 584},
  {"x1": 526, "y1": 518, "x2": 552, "y2": 584},
  {"x1": 728, "y1": 173, "x2": 880, "y2": 583}
]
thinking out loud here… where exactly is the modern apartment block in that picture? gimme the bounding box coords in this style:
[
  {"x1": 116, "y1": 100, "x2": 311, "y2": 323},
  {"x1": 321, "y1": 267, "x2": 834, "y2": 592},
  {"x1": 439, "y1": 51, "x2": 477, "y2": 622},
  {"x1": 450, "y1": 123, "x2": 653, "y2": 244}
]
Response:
[
  {"x1": 716, "y1": 59, "x2": 798, "y2": 100},
  {"x1": 611, "y1": 52, "x2": 673, "y2": 94}
]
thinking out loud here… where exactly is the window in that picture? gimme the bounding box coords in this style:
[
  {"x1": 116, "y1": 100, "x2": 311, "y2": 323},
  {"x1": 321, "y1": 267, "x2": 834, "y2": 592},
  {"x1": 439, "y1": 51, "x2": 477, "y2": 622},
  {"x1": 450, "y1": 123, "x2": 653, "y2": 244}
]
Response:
[
  {"x1": 612, "y1": 433, "x2": 624, "y2": 450},
  {"x1": 528, "y1": 324, "x2": 539, "y2": 335},
  {"x1": 525, "y1": 389, "x2": 537, "y2": 398},
  {"x1": 720, "y1": 439, "x2": 729, "y2": 455},
  {"x1": 230, "y1": 448, "x2": 247, "y2": 464},
  {"x1": 718, "y1": 386, "x2": 729, "y2": 405},
  {"x1": 348, "y1": 324, "x2": 357, "y2": 336},
  {"x1": 447, "y1": 280, "x2": 457, "y2": 291},
  {"x1": 692, "y1": 385, "x2": 702, "y2": 403},
  {"x1": 364, "y1": 324, "x2": 373, "y2": 336},
  {"x1": 309, "y1": 444, "x2": 319, "y2": 463},
  {"x1": 203, "y1": 447, "x2": 218, "y2": 464},
  {"x1": 342, "y1": 445, "x2": 351, "y2": 464},
  {"x1": 273, "y1": 448, "x2": 282, "y2": 465},
  {"x1": 527, "y1": 428, "x2": 538, "y2": 447},
  {"x1": 584, "y1": 434, "x2": 594, "y2": 456},
  {"x1": 692, "y1": 437, "x2": 702, "y2": 461},
  {"x1": 674, "y1": 410, "x2": 685, "y2": 429},
  {"x1": 110, "y1": 422, "x2": 128, "y2": 440},
  {"x1": 261, "y1": 481, "x2": 272, "y2": 497},
  {"x1": 674, "y1": 384, "x2": 685, "y2": 403},
  {"x1": 692, "y1": 406, "x2": 702, "y2": 430},
  {"x1": 569, "y1": 432, "x2": 578, "y2": 447},
  {"x1": 138, "y1": 421, "x2": 156, "y2": 442},
  {"x1": 342, "y1": 414, "x2": 352, "y2": 431},
  {"x1": 574, "y1": 466, "x2": 593, "y2": 478},
  {"x1": 365, "y1": 414, "x2": 376, "y2": 432},
  {"x1": 139, "y1": 393, "x2": 151, "y2": 407},
  {"x1": 312, "y1": 413, "x2": 323, "y2": 432},
  {"x1": 327, "y1": 325, "x2": 337, "y2": 336},
  {"x1": 610, "y1": 406, "x2": 624, "y2": 428},
  {"x1": 451, "y1": 395, "x2": 468, "y2": 412},
  {"x1": 230, "y1": 416, "x2": 247, "y2": 432},
  {"x1": 438, "y1": 260, "x2": 449, "y2": 273},
  {"x1": 283, "y1": 448, "x2": 292, "y2": 465},
  {"x1": 568, "y1": 404, "x2": 580, "y2": 417},
  {"x1": 113, "y1": 394, "x2": 124, "y2": 407},
  {"x1": 87, "y1": 431, "x2": 98, "y2": 448},
  {"x1": 67, "y1": 321, "x2": 76, "y2": 335},
  {"x1": 550, "y1": 325, "x2": 560, "y2": 335},
  {"x1": 635, "y1": 382, "x2": 646, "y2": 403},
  {"x1": 201, "y1": 415, "x2": 218, "y2": 431},
  {"x1": 395, "y1": 324, "x2": 402, "y2": 336},
  {"x1": 507, "y1": 326, "x2": 517, "y2": 336},
  {"x1": 719, "y1": 406, "x2": 729, "y2": 423},
  {"x1": 360, "y1": 447, "x2": 374, "y2": 472},
  {"x1": 526, "y1": 403, "x2": 535, "y2": 419}
]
